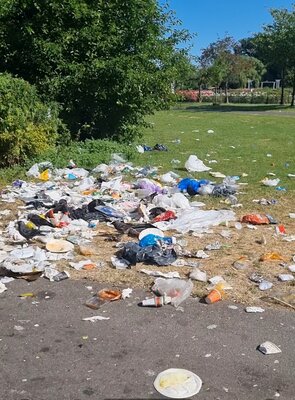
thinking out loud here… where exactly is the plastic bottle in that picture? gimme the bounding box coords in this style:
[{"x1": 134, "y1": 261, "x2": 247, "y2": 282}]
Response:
[
  {"x1": 140, "y1": 295, "x2": 172, "y2": 307},
  {"x1": 139, "y1": 234, "x2": 176, "y2": 247}
]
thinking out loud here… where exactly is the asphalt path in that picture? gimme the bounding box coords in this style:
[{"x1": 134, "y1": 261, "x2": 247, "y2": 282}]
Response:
[{"x1": 1, "y1": 278, "x2": 294, "y2": 400}]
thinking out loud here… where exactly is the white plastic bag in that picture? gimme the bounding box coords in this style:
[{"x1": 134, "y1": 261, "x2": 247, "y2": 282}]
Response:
[
  {"x1": 164, "y1": 209, "x2": 236, "y2": 234},
  {"x1": 185, "y1": 155, "x2": 211, "y2": 172}
]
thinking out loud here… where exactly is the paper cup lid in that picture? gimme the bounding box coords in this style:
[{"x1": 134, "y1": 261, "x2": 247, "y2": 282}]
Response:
[
  {"x1": 154, "y1": 368, "x2": 202, "y2": 399},
  {"x1": 138, "y1": 228, "x2": 164, "y2": 240},
  {"x1": 46, "y1": 239, "x2": 74, "y2": 253}
]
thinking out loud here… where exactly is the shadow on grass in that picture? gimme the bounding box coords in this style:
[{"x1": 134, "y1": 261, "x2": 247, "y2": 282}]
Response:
[{"x1": 173, "y1": 103, "x2": 294, "y2": 113}]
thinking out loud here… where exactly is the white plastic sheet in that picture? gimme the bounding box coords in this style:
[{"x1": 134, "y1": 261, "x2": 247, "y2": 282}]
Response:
[
  {"x1": 162, "y1": 209, "x2": 236, "y2": 233},
  {"x1": 185, "y1": 155, "x2": 211, "y2": 172}
]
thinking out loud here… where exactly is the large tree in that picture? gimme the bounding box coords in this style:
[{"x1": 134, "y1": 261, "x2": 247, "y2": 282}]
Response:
[
  {"x1": 199, "y1": 36, "x2": 265, "y2": 102},
  {"x1": 254, "y1": 6, "x2": 295, "y2": 105},
  {"x1": 0, "y1": 0, "x2": 191, "y2": 140}
]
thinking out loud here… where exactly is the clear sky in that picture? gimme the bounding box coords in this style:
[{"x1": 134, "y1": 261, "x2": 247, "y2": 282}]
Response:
[{"x1": 163, "y1": 0, "x2": 294, "y2": 56}]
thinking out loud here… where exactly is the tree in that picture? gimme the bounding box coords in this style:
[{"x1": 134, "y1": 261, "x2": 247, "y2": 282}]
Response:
[
  {"x1": 254, "y1": 6, "x2": 295, "y2": 105},
  {"x1": 0, "y1": 0, "x2": 191, "y2": 140},
  {"x1": 199, "y1": 36, "x2": 265, "y2": 102}
]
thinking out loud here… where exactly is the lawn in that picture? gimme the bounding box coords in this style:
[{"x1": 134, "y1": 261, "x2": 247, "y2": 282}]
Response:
[
  {"x1": 1, "y1": 103, "x2": 295, "y2": 306},
  {"x1": 135, "y1": 103, "x2": 295, "y2": 209}
]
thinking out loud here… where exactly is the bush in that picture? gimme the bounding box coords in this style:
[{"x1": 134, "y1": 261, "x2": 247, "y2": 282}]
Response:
[
  {"x1": 31, "y1": 139, "x2": 136, "y2": 169},
  {"x1": 0, "y1": 73, "x2": 68, "y2": 167}
]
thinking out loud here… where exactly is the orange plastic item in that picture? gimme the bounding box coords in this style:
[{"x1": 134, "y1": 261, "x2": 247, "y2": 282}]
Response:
[
  {"x1": 111, "y1": 192, "x2": 121, "y2": 200},
  {"x1": 82, "y1": 190, "x2": 95, "y2": 195},
  {"x1": 83, "y1": 263, "x2": 96, "y2": 271},
  {"x1": 241, "y1": 214, "x2": 269, "y2": 225},
  {"x1": 153, "y1": 210, "x2": 177, "y2": 222},
  {"x1": 98, "y1": 289, "x2": 122, "y2": 301},
  {"x1": 205, "y1": 283, "x2": 225, "y2": 304},
  {"x1": 260, "y1": 252, "x2": 285, "y2": 261}
]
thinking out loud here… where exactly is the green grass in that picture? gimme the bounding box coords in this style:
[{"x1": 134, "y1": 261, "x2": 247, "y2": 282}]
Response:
[
  {"x1": 1, "y1": 103, "x2": 294, "y2": 206},
  {"x1": 173, "y1": 102, "x2": 295, "y2": 113},
  {"x1": 134, "y1": 103, "x2": 295, "y2": 205}
]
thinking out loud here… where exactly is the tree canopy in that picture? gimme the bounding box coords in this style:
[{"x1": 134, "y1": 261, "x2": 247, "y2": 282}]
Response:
[
  {"x1": 197, "y1": 36, "x2": 265, "y2": 99},
  {"x1": 253, "y1": 6, "x2": 295, "y2": 105},
  {"x1": 0, "y1": 0, "x2": 192, "y2": 140}
]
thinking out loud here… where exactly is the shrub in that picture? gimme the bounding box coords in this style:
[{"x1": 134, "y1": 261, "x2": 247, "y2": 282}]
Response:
[
  {"x1": 31, "y1": 139, "x2": 136, "y2": 169},
  {"x1": 0, "y1": 73, "x2": 68, "y2": 167}
]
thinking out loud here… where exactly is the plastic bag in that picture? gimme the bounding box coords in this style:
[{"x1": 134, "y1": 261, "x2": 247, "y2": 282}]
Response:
[
  {"x1": 164, "y1": 209, "x2": 236, "y2": 234},
  {"x1": 152, "y1": 278, "x2": 193, "y2": 307},
  {"x1": 178, "y1": 178, "x2": 209, "y2": 195},
  {"x1": 119, "y1": 242, "x2": 177, "y2": 266},
  {"x1": 241, "y1": 214, "x2": 270, "y2": 225},
  {"x1": 153, "y1": 210, "x2": 176, "y2": 222},
  {"x1": 185, "y1": 155, "x2": 211, "y2": 172}
]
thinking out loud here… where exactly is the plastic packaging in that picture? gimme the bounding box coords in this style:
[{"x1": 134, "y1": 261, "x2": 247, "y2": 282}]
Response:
[
  {"x1": 241, "y1": 214, "x2": 270, "y2": 225},
  {"x1": 163, "y1": 209, "x2": 236, "y2": 234},
  {"x1": 205, "y1": 282, "x2": 225, "y2": 304},
  {"x1": 98, "y1": 289, "x2": 121, "y2": 301},
  {"x1": 178, "y1": 178, "x2": 209, "y2": 195},
  {"x1": 53, "y1": 271, "x2": 70, "y2": 282},
  {"x1": 185, "y1": 155, "x2": 211, "y2": 172},
  {"x1": 85, "y1": 295, "x2": 105, "y2": 309},
  {"x1": 153, "y1": 210, "x2": 176, "y2": 222},
  {"x1": 139, "y1": 234, "x2": 175, "y2": 247},
  {"x1": 152, "y1": 278, "x2": 193, "y2": 307},
  {"x1": 140, "y1": 295, "x2": 172, "y2": 307}
]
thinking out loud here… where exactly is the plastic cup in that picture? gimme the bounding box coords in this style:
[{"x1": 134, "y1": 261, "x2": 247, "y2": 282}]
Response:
[{"x1": 205, "y1": 288, "x2": 222, "y2": 304}]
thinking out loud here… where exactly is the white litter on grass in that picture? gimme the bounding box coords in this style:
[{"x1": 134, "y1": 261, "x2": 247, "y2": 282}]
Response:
[
  {"x1": 0, "y1": 210, "x2": 11, "y2": 216},
  {"x1": 259, "y1": 281, "x2": 273, "y2": 291},
  {"x1": 82, "y1": 316, "x2": 110, "y2": 322},
  {"x1": 69, "y1": 259, "x2": 96, "y2": 270},
  {"x1": 111, "y1": 256, "x2": 130, "y2": 270},
  {"x1": 289, "y1": 213, "x2": 295, "y2": 219},
  {"x1": 185, "y1": 155, "x2": 211, "y2": 172},
  {"x1": 261, "y1": 178, "x2": 280, "y2": 187},
  {"x1": 288, "y1": 265, "x2": 295, "y2": 272},
  {"x1": 140, "y1": 269, "x2": 180, "y2": 279},
  {"x1": 189, "y1": 268, "x2": 207, "y2": 282},
  {"x1": 278, "y1": 274, "x2": 294, "y2": 282},
  {"x1": 282, "y1": 235, "x2": 295, "y2": 242},
  {"x1": 210, "y1": 171, "x2": 226, "y2": 178},
  {"x1": 207, "y1": 129, "x2": 214, "y2": 133},
  {"x1": 195, "y1": 250, "x2": 210, "y2": 259}
]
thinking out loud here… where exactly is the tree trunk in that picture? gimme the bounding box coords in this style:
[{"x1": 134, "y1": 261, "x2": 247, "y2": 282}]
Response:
[
  {"x1": 280, "y1": 67, "x2": 285, "y2": 105},
  {"x1": 291, "y1": 69, "x2": 295, "y2": 107},
  {"x1": 198, "y1": 84, "x2": 202, "y2": 103},
  {"x1": 225, "y1": 82, "x2": 229, "y2": 103}
]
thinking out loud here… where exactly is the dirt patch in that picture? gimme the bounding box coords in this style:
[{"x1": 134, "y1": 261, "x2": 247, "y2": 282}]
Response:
[{"x1": 1, "y1": 194, "x2": 295, "y2": 310}]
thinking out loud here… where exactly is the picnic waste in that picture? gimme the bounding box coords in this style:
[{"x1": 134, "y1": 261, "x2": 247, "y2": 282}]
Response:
[
  {"x1": 0, "y1": 152, "x2": 295, "y2": 311},
  {"x1": 1, "y1": 150, "x2": 295, "y2": 398}
]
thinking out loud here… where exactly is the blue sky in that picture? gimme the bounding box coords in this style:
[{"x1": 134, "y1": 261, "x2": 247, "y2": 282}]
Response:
[{"x1": 163, "y1": 0, "x2": 294, "y2": 56}]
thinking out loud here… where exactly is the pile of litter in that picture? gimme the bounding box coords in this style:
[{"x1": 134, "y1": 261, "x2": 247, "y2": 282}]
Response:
[{"x1": 1, "y1": 152, "x2": 295, "y2": 309}]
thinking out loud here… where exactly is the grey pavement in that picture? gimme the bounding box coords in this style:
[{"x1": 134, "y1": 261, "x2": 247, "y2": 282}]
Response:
[{"x1": 0, "y1": 278, "x2": 295, "y2": 400}]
